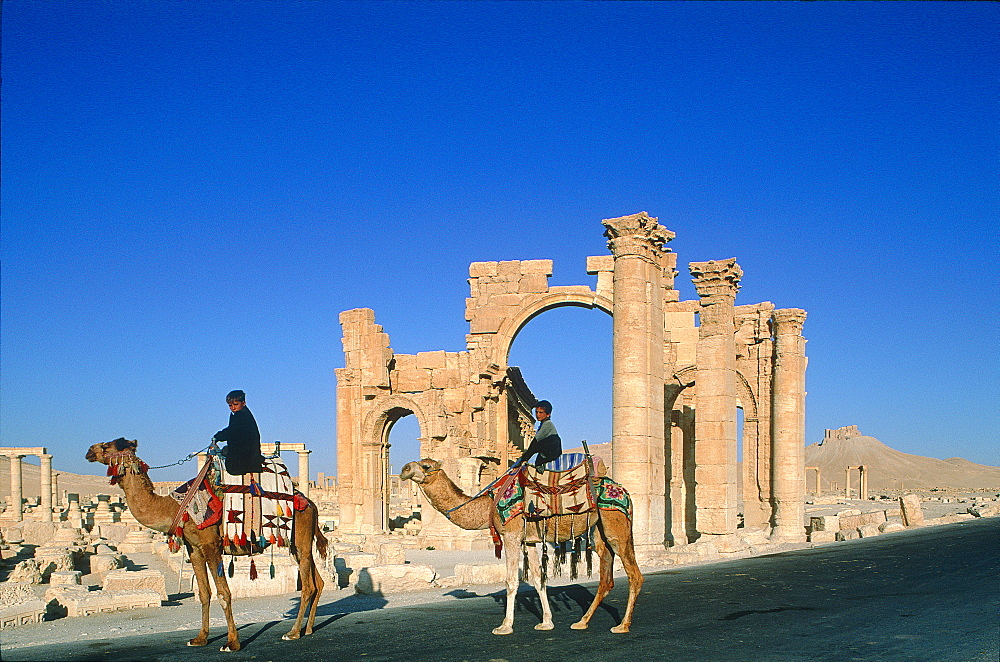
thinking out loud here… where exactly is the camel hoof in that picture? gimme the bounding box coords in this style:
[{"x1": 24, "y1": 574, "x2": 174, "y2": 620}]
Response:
[
  {"x1": 282, "y1": 633, "x2": 301, "y2": 641},
  {"x1": 492, "y1": 625, "x2": 514, "y2": 636},
  {"x1": 611, "y1": 624, "x2": 630, "y2": 634},
  {"x1": 534, "y1": 623, "x2": 554, "y2": 631},
  {"x1": 187, "y1": 639, "x2": 206, "y2": 647},
  {"x1": 570, "y1": 621, "x2": 589, "y2": 630}
]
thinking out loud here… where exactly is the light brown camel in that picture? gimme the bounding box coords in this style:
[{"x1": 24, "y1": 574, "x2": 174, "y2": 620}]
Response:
[
  {"x1": 400, "y1": 458, "x2": 642, "y2": 635},
  {"x1": 86, "y1": 438, "x2": 328, "y2": 652}
]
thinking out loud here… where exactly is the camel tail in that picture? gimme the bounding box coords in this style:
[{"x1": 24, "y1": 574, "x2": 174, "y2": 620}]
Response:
[{"x1": 314, "y1": 516, "x2": 329, "y2": 560}]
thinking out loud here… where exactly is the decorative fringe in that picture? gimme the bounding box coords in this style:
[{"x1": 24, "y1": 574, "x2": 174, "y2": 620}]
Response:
[
  {"x1": 540, "y1": 520, "x2": 549, "y2": 586},
  {"x1": 269, "y1": 562, "x2": 276, "y2": 579},
  {"x1": 249, "y1": 558, "x2": 258, "y2": 580},
  {"x1": 522, "y1": 543, "x2": 530, "y2": 581},
  {"x1": 570, "y1": 536, "x2": 581, "y2": 581},
  {"x1": 228, "y1": 559, "x2": 235, "y2": 578},
  {"x1": 217, "y1": 561, "x2": 225, "y2": 577}
]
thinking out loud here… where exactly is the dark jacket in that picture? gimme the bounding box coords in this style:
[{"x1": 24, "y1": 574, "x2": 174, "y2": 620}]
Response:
[
  {"x1": 518, "y1": 419, "x2": 562, "y2": 467},
  {"x1": 215, "y1": 406, "x2": 263, "y2": 475}
]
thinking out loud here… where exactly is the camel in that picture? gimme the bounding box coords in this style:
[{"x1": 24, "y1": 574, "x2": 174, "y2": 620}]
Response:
[
  {"x1": 86, "y1": 438, "x2": 328, "y2": 652},
  {"x1": 400, "y1": 458, "x2": 642, "y2": 635}
]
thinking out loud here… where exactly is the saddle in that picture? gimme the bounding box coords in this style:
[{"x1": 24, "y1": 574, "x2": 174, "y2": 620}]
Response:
[
  {"x1": 492, "y1": 453, "x2": 627, "y2": 526},
  {"x1": 169, "y1": 453, "x2": 307, "y2": 557}
]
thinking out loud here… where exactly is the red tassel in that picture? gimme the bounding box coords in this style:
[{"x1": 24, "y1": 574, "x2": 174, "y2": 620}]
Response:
[
  {"x1": 268, "y1": 534, "x2": 276, "y2": 545},
  {"x1": 249, "y1": 559, "x2": 258, "y2": 580},
  {"x1": 240, "y1": 531, "x2": 247, "y2": 547},
  {"x1": 276, "y1": 534, "x2": 285, "y2": 547}
]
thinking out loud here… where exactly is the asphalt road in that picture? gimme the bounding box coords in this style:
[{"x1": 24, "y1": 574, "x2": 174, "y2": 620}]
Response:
[{"x1": 3, "y1": 519, "x2": 997, "y2": 662}]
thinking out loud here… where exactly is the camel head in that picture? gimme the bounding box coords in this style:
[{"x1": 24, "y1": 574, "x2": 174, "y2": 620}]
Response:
[
  {"x1": 399, "y1": 459, "x2": 443, "y2": 484},
  {"x1": 86, "y1": 437, "x2": 138, "y2": 465}
]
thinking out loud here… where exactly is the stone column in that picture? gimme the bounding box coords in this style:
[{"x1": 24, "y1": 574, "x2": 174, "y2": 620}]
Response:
[
  {"x1": 39, "y1": 454, "x2": 53, "y2": 522},
  {"x1": 604, "y1": 212, "x2": 674, "y2": 550},
  {"x1": 52, "y1": 472, "x2": 61, "y2": 509},
  {"x1": 296, "y1": 450, "x2": 312, "y2": 498},
  {"x1": 689, "y1": 258, "x2": 742, "y2": 537},
  {"x1": 860, "y1": 465, "x2": 868, "y2": 501},
  {"x1": 7, "y1": 453, "x2": 24, "y2": 522},
  {"x1": 771, "y1": 308, "x2": 808, "y2": 541}
]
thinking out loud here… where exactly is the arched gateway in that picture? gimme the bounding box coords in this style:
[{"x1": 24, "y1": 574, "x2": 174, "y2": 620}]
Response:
[{"x1": 335, "y1": 213, "x2": 807, "y2": 552}]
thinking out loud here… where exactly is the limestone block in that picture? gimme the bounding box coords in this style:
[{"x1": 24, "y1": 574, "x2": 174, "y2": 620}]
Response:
[
  {"x1": 838, "y1": 511, "x2": 886, "y2": 531},
  {"x1": 808, "y1": 531, "x2": 838, "y2": 543},
  {"x1": 44, "y1": 584, "x2": 91, "y2": 604},
  {"x1": 899, "y1": 494, "x2": 925, "y2": 527},
  {"x1": 222, "y1": 556, "x2": 299, "y2": 598},
  {"x1": 102, "y1": 569, "x2": 167, "y2": 601},
  {"x1": 355, "y1": 564, "x2": 436, "y2": 594},
  {"x1": 469, "y1": 261, "x2": 498, "y2": 278},
  {"x1": 376, "y1": 542, "x2": 406, "y2": 565},
  {"x1": 879, "y1": 521, "x2": 906, "y2": 534},
  {"x1": 518, "y1": 274, "x2": 548, "y2": 293},
  {"x1": 8, "y1": 559, "x2": 44, "y2": 584},
  {"x1": 430, "y1": 369, "x2": 462, "y2": 390},
  {"x1": 0, "y1": 600, "x2": 47, "y2": 629},
  {"x1": 520, "y1": 259, "x2": 553, "y2": 275},
  {"x1": 117, "y1": 529, "x2": 156, "y2": 554},
  {"x1": 836, "y1": 529, "x2": 860, "y2": 541},
  {"x1": 443, "y1": 390, "x2": 467, "y2": 414},
  {"x1": 63, "y1": 589, "x2": 161, "y2": 618},
  {"x1": 857, "y1": 524, "x2": 882, "y2": 538},
  {"x1": 810, "y1": 515, "x2": 840, "y2": 532},
  {"x1": 416, "y1": 351, "x2": 447, "y2": 370},
  {"x1": 90, "y1": 552, "x2": 124, "y2": 575},
  {"x1": 470, "y1": 316, "x2": 503, "y2": 334},
  {"x1": 967, "y1": 503, "x2": 1000, "y2": 518},
  {"x1": 334, "y1": 552, "x2": 378, "y2": 587},
  {"x1": 0, "y1": 583, "x2": 36, "y2": 607},
  {"x1": 451, "y1": 562, "x2": 506, "y2": 585},
  {"x1": 394, "y1": 369, "x2": 432, "y2": 392},
  {"x1": 49, "y1": 570, "x2": 83, "y2": 585}
]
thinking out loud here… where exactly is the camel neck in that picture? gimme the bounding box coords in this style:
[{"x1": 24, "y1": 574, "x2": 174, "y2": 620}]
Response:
[
  {"x1": 422, "y1": 471, "x2": 492, "y2": 531},
  {"x1": 115, "y1": 465, "x2": 180, "y2": 533}
]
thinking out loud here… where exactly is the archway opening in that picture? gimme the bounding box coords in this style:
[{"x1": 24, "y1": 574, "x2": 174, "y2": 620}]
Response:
[
  {"x1": 384, "y1": 409, "x2": 422, "y2": 532},
  {"x1": 507, "y1": 306, "x2": 612, "y2": 459}
]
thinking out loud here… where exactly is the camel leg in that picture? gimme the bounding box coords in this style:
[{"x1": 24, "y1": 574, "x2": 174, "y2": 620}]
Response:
[
  {"x1": 493, "y1": 531, "x2": 523, "y2": 635},
  {"x1": 282, "y1": 553, "x2": 322, "y2": 640},
  {"x1": 203, "y1": 544, "x2": 241, "y2": 652},
  {"x1": 524, "y1": 542, "x2": 554, "y2": 631},
  {"x1": 606, "y1": 519, "x2": 643, "y2": 634},
  {"x1": 570, "y1": 529, "x2": 615, "y2": 631},
  {"x1": 186, "y1": 545, "x2": 213, "y2": 647}
]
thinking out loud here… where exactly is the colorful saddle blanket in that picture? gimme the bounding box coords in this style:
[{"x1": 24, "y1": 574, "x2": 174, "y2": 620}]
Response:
[
  {"x1": 493, "y1": 454, "x2": 632, "y2": 525},
  {"x1": 170, "y1": 454, "x2": 306, "y2": 556}
]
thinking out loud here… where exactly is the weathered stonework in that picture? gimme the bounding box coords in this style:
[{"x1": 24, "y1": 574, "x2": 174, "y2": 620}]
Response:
[{"x1": 336, "y1": 213, "x2": 807, "y2": 548}]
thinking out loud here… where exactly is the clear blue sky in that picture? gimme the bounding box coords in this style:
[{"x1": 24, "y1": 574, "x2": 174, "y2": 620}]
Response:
[{"x1": 2, "y1": 1, "x2": 997, "y2": 483}]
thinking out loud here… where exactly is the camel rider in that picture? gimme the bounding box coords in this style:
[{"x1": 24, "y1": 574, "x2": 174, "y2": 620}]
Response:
[
  {"x1": 516, "y1": 400, "x2": 562, "y2": 470},
  {"x1": 213, "y1": 390, "x2": 264, "y2": 475}
]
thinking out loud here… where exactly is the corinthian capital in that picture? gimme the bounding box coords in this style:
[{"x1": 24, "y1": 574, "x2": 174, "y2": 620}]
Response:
[
  {"x1": 603, "y1": 212, "x2": 675, "y2": 263},
  {"x1": 689, "y1": 258, "x2": 742, "y2": 303},
  {"x1": 772, "y1": 308, "x2": 807, "y2": 335}
]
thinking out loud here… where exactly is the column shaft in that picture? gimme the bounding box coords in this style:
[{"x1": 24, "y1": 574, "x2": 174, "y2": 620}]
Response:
[
  {"x1": 771, "y1": 308, "x2": 807, "y2": 540},
  {"x1": 690, "y1": 259, "x2": 742, "y2": 536},
  {"x1": 9, "y1": 454, "x2": 24, "y2": 522},
  {"x1": 40, "y1": 454, "x2": 53, "y2": 522}
]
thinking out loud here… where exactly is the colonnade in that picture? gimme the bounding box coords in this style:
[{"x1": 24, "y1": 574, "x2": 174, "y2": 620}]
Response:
[{"x1": 1, "y1": 446, "x2": 57, "y2": 522}]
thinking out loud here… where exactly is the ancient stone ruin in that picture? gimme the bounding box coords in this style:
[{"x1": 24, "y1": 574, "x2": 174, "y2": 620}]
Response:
[{"x1": 335, "y1": 212, "x2": 810, "y2": 552}]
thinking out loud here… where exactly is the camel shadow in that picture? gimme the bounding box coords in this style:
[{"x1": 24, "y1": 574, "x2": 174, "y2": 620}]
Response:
[{"x1": 488, "y1": 583, "x2": 620, "y2": 625}]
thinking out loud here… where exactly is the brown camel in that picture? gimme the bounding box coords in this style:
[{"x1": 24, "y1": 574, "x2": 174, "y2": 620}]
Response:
[
  {"x1": 400, "y1": 458, "x2": 642, "y2": 635},
  {"x1": 86, "y1": 438, "x2": 328, "y2": 652}
]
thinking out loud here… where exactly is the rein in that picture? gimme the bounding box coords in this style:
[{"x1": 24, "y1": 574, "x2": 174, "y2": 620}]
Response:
[{"x1": 441, "y1": 465, "x2": 520, "y2": 520}]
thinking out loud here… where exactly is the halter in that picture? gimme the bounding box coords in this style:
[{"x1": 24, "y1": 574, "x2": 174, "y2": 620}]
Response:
[{"x1": 105, "y1": 448, "x2": 150, "y2": 485}]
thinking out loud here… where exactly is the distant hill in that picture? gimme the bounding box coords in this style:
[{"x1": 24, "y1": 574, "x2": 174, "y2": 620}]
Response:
[
  {"x1": 805, "y1": 433, "x2": 1000, "y2": 491},
  {"x1": 569, "y1": 435, "x2": 1000, "y2": 493},
  {"x1": 0, "y1": 456, "x2": 118, "y2": 500}
]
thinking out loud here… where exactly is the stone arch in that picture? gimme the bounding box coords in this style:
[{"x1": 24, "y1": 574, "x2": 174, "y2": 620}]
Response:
[
  {"x1": 490, "y1": 290, "x2": 612, "y2": 368},
  {"x1": 358, "y1": 394, "x2": 429, "y2": 532}
]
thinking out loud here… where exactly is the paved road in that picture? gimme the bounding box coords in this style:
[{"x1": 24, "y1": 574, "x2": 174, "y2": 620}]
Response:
[{"x1": 4, "y1": 519, "x2": 997, "y2": 662}]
